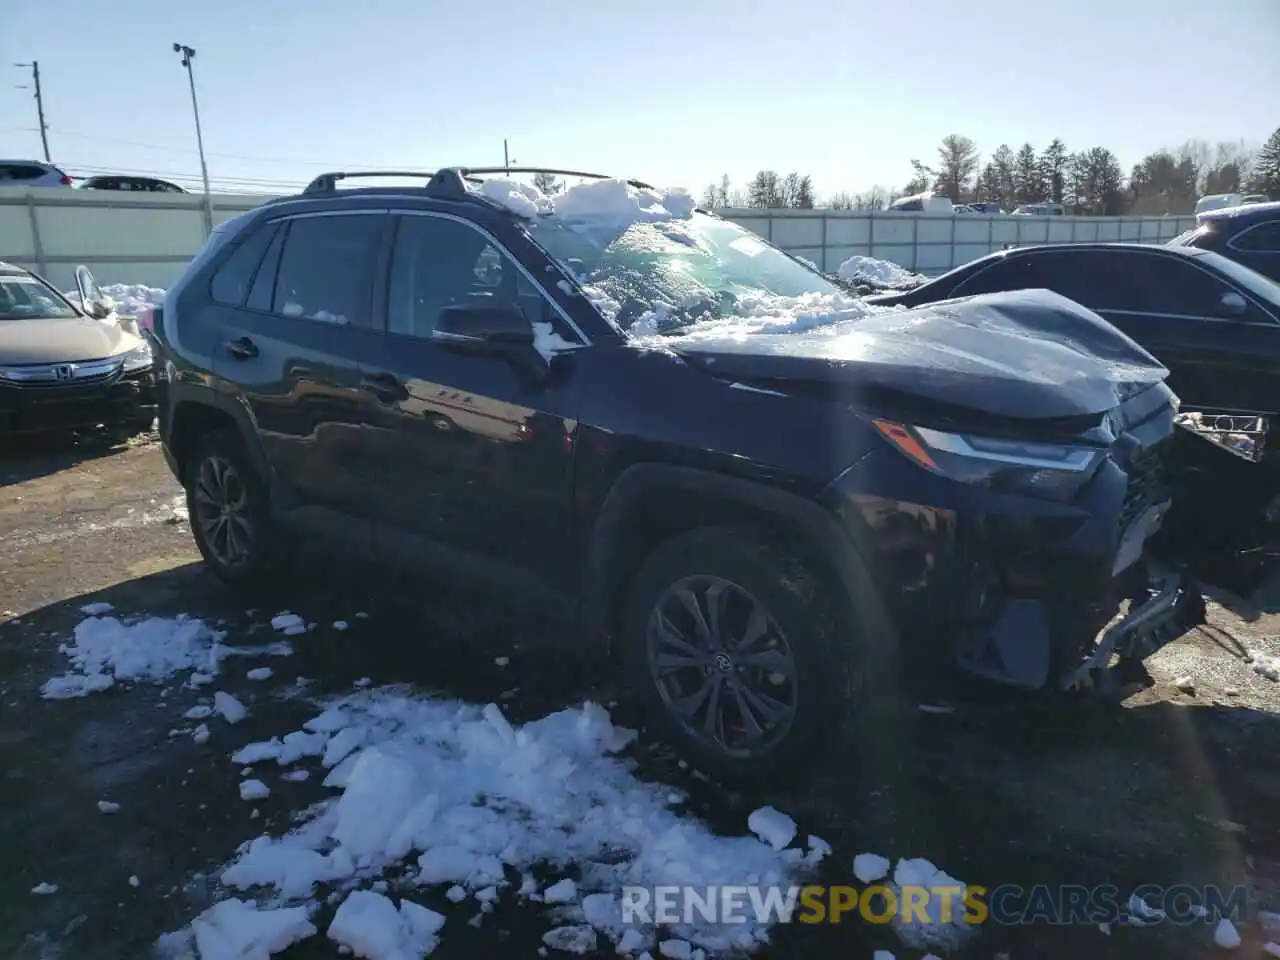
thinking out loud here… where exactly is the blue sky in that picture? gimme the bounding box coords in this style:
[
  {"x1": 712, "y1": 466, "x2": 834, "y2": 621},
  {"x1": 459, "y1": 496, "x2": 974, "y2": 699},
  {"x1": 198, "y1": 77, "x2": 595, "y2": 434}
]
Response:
[{"x1": 3, "y1": 0, "x2": 1278, "y2": 198}]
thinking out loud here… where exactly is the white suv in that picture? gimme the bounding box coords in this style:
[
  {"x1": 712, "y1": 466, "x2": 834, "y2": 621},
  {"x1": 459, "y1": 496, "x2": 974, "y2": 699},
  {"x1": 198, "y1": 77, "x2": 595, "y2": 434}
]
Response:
[{"x1": 0, "y1": 160, "x2": 72, "y2": 188}]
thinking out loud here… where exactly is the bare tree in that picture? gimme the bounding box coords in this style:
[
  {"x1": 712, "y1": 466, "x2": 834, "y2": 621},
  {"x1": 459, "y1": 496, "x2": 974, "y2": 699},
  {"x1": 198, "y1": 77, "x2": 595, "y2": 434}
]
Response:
[{"x1": 826, "y1": 190, "x2": 856, "y2": 210}]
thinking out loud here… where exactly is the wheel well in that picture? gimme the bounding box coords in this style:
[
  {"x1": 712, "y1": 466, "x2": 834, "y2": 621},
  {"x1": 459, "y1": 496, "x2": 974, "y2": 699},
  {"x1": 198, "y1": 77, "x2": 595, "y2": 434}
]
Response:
[
  {"x1": 168, "y1": 402, "x2": 237, "y2": 482},
  {"x1": 601, "y1": 486, "x2": 843, "y2": 638}
]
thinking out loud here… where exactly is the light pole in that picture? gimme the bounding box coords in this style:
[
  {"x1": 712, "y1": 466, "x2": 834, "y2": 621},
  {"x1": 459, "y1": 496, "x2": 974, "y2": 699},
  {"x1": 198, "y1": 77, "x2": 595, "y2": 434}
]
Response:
[
  {"x1": 14, "y1": 62, "x2": 51, "y2": 162},
  {"x1": 172, "y1": 43, "x2": 213, "y2": 234}
]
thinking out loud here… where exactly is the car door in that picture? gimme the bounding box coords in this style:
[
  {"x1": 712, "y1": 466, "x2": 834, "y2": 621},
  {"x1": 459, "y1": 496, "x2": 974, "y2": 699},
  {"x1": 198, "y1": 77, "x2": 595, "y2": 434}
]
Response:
[
  {"x1": 359, "y1": 210, "x2": 583, "y2": 615},
  {"x1": 1227, "y1": 219, "x2": 1280, "y2": 283},
  {"x1": 209, "y1": 210, "x2": 388, "y2": 546}
]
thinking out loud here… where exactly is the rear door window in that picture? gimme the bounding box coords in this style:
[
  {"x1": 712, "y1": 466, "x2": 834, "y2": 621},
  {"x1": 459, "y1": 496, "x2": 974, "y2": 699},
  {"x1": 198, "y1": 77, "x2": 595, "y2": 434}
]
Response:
[
  {"x1": 1230, "y1": 221, "x2": 1280, "y2": 253},
  {"x1": 210, "y1": 223, "x2": 279, "y2": 307},
  {"x1": 269, "y1": 214, "x2": 384, "y2": 327},
  {"x1": 952, "y1": 252, "x2": 1114, "y2": 305}
]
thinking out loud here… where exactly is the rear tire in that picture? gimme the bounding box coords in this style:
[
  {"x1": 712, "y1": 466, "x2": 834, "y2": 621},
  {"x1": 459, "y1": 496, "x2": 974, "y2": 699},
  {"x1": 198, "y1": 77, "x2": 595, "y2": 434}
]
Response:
[
  {"x1": 184, "y1": 428, "x2": 279, "y2": 587},
  {"x1": 620, "y1": 524, "x2": 865, "y2": 781}
]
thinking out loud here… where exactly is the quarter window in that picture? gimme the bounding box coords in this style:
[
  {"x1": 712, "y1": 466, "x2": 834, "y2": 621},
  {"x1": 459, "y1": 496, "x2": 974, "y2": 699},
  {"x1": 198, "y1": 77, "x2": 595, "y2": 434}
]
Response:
[{"x1": 210, "y1": 223, "x2": 278, "y2": 307}]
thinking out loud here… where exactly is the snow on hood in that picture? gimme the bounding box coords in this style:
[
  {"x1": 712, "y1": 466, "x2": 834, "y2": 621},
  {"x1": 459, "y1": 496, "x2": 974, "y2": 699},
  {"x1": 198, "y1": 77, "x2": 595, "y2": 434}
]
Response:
[
  {"x1": 474, "y1": 176, "x2": 696, "y2": 224},
  {"x1": 836, "y1": 255, "x2": 919, "y2": 286},
  {"x1": 629, "y1": 289, "x2": 884, "y2": 345}
]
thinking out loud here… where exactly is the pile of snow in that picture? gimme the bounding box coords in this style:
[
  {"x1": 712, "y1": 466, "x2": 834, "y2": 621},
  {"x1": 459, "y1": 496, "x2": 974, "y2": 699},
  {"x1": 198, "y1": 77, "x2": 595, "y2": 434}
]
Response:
[
  {"x1": 835, "y1": 255, "x2": 919, "y2": 287},
  {"x1": 41, "y1": 610, "x2": 293, "y2": 699},
  {"x1": 184, "y1": 688, "x2": 816, "y2": 955},
  {"x1": 475, "y1": 175, "x2": 695, "y2": 225},
  {"x1": 100, "y1": 283, "x2": 164, "y2": 316},
  {"x1": 41, "y1": 613, "x2": 224, "y2": 699}
]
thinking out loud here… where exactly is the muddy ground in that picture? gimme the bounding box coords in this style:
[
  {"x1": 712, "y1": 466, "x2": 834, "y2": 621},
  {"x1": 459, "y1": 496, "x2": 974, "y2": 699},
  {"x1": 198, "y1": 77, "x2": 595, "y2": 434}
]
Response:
[{"x1": 4, "y1": 431, "x2": 1280, "y2": 959}]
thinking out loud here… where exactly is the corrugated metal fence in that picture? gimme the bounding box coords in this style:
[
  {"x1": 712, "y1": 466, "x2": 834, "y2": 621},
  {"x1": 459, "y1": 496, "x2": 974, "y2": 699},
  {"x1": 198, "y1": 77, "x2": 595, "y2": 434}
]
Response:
[{"x1": 0, "y1": 187, "x2": 1198, "y2": 291}]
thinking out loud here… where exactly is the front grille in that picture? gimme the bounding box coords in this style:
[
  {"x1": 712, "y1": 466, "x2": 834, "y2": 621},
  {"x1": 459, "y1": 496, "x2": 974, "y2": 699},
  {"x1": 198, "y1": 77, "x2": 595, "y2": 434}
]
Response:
[{"x1": 1119, "y1": 442, "x2": 1167, "y2": 533}]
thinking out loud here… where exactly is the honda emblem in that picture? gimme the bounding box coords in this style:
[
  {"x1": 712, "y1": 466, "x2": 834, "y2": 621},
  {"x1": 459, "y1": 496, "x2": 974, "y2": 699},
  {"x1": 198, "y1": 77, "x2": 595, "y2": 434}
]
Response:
[{"x1": 54, "y1": 364, "x2": 76, "y2": 381}]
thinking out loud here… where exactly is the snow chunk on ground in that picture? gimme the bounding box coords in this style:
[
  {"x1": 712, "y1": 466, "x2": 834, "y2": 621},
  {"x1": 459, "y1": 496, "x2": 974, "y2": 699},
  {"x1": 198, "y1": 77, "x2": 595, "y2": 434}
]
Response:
[
  {"x1": 854, "y1": 852, "x2": 890, "y2": 883},
  {"x1": 223, "y1": 836, "x2": 351, "y2": 899},
  {"x1": 192, "y1": 723, "x2": 211, "y2": 745},
  {"x1": 191, "y1": 898, "x2": 315, "y2": 959},
  {"x1": 543, "y1": 924, "x2": 597, "y2": 954},
  {"x1": 214, "y1": 690, "x2": 807, "y2": 953},
  {"x1": 42, "y1": 614, "x2": 223, "y2": 699},
  {"x1": 247, "y1": 667, "x2": 274, "y2": 681},
  {"x1": 215, "y1": 691, "x2": 248, "y2": 724},
  {"x1": 836, "y1": 255, "x2": 918, "y2": 286},
  {"x1": 271, "y1": 613, "x2": 304, "y2": 633},
  {"x1": 479, "y1": 177, "x2": 554, "y2": 218},
  {"x1": 747, "y1": 807, "x2": 796, "y2": 851},
  {"x1": 1214, "y1": 917, "x2": 1242, "y2": 948},
  {"x1": 80, "y1": 602, "x2": 114, "y2": 616},
  {"x1": 239, "y1": 779, "x2": 270, "y2": 801},
  {"x1": 888, "y1": 857, "x2": 973, "y2": 952},
  {"x1": 543, "y1": 878, "x2": 577, "y2": 903},
  {"x1": 31, "y1": 882, "x2": 57, "y2": 895},
  {"x1": 97, "y1": 800, "x2": 120, "y2": 814},
  {"x1": 328, "y1": 890, "x2": 444, "y2": 958}
]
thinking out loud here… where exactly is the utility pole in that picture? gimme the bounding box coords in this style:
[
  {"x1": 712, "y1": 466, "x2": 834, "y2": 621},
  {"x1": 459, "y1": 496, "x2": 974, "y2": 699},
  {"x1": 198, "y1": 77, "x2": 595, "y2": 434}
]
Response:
[
  {"x1": 14, "y1": 61, "x2": 51, "y2": 162},
  {"x1": 172, "y1": 43, "x2": 214, "y2": 235},
  {"x1": 503, "y1": 139, "x2": 510, "y2": 173}
]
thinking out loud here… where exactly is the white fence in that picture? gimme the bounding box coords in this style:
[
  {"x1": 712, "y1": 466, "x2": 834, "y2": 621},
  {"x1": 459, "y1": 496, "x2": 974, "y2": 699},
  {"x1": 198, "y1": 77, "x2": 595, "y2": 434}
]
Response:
[{"x1": 0, "y1": 187, "x2": 1198, "y2": 291}]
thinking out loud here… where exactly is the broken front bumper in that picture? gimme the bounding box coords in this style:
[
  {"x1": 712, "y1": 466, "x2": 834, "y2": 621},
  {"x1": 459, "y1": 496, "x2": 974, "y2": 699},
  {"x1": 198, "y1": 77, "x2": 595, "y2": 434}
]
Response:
[{"x1": 1059, "y1": 567, "x2": 1207, "y2": 693}]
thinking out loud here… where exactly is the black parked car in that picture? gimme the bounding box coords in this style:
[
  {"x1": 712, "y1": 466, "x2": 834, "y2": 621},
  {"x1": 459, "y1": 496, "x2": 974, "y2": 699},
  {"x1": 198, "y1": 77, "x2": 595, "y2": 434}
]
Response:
[
  {"x1": 150, "y1": 168, "x2": 1202, "y2": 777},
  {"x1": 78, "y1": 175, "x2": 186, "y2": 194},
  {"x1": 866, "y1": 242, "x2": 1280, "y2": 588},
  {"x1": 1170, "y1": 200, "x2": 1280, "y2": 283},
  {"x1": 865, "y1": 242, "x2": 1280, "y2": 422}
]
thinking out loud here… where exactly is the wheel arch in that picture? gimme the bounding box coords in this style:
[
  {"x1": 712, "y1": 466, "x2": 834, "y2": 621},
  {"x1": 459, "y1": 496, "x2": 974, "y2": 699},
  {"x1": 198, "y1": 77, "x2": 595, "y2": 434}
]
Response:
[
  {"x1": 582, "y1": 463, "x2": 889, "y2": 643},
  {"x1": 166, "y1": 392, "x2": 270, "y2": 488}
]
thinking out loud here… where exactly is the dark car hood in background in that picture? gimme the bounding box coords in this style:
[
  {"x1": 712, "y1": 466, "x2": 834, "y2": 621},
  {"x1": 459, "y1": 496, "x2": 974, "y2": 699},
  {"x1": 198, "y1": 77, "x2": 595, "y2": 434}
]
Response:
[{"x1": 671, "y1": 289, "x2": 1168, "y2": 420}]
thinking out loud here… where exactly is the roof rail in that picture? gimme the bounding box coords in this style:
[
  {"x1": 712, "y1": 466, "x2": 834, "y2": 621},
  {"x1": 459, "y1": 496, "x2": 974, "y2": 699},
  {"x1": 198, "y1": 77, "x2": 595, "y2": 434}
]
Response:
[
  {"x1": 455, "y1": 167, "x2": 654, "y2": 190},
  {"x1": 301, "y1": 170, "x2": 438, "y2": 194},
  {"x1": 298, "y1": 167, "x2": 656, "y2": 202}
]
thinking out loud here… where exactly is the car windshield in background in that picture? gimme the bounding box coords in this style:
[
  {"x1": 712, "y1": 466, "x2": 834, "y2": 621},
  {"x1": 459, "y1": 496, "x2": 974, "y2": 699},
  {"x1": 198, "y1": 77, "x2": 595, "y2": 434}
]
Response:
[
  {"x1": 0, "y1": 277, "x2": 79, "y2": 321},
  {"x1": 1194, "y1": 250, "x2": 1280, "y2": 306},
  {"x1": 526, "y1": 213, "x2": 841, "y2": 334}
]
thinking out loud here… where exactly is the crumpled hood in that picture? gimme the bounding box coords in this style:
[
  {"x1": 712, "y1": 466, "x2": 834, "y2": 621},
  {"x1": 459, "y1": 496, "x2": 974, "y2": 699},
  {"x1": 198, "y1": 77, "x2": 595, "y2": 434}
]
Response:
[
  {"x1": 669, "y1": 289, "x2": 1168, "y2": 420},
  {"x1": 0, "y1": 315, "x2": 139, "y2": 365}
]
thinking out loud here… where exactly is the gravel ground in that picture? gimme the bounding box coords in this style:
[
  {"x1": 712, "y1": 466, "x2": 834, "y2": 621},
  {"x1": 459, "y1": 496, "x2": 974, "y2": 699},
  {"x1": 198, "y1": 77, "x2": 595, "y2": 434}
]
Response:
[{"x1": 4, "y1": 430, "x2": 1280, "y2": 959}]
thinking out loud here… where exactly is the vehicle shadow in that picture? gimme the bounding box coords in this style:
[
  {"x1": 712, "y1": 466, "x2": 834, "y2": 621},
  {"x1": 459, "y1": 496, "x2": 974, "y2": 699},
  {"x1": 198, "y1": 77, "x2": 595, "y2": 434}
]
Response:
[
  {"x1": 7, "y1": 556, "x2": 1280, "y2": 960},
  {"x1": 0, "y1": 428, "x2": 153, "y2": 488}
]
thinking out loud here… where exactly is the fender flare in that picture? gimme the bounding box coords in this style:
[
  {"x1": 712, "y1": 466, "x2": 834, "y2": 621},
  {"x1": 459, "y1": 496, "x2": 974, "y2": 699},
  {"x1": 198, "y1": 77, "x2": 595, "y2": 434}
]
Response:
[
  {"x1": 166, "y1": 382, "x2": 273, "y2": 489},
  {"x1": 581, "y1": 462, "x2": 880, "y2": 636}
]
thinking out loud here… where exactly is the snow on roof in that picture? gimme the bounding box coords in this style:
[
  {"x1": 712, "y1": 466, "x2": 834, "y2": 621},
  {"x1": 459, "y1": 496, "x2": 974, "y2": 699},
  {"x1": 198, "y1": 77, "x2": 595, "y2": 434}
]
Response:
[{"x1": 473, "y1": 175, "x2": 696, "y2": 224}]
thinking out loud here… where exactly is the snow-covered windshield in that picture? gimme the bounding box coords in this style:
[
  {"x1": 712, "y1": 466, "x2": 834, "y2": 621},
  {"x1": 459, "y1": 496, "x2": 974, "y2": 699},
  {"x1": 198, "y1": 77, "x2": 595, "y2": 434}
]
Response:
[
  {"x1": 0, "y1": 276, "x2": 79, "y2": 321},
  {"x1": 526, "y1": 206, "x2": 850, "y2": 337}
]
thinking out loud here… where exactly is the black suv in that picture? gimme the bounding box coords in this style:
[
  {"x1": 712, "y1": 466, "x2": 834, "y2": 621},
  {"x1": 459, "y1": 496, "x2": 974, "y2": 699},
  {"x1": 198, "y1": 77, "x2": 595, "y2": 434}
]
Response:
[{"x1": 152, "y1": 168, "x2": 1204, "y2": 777}]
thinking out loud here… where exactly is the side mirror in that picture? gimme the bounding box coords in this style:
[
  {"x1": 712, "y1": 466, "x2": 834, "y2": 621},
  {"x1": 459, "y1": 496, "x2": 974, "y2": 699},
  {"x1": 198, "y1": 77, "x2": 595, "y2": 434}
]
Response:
[
  {"x1": 74, "y1": 264, "x2": 107, "y2": 317},
  {"x1": 1217, "y1": 291, "x2": 1248, "y2": 318},
  {"x1": 431, "y1": 302, "x2": 535, "y2": 351}
]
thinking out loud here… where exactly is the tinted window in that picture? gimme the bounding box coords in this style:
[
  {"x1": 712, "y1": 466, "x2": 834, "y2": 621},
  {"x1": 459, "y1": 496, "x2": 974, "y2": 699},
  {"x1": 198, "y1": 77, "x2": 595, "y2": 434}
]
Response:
[
  {"x1": 0, "y1": 164, "x2": 45, "y2": 181},
  {"x1": 270, "y1": 214, "x2": 383, "y2": 326},
  {"x1": 210, "y1": 222, "x2": 278, "y2": 306},
  {"x1": 387, "y1": 215, "x2": 550, "y2": 338},
  {"x1": 1232, "y1": 221, "x2": 1280, "y2": 253},
  {"x1": 246, "y1": 223, "x2": 287, "y2": 312},
  {"x1": 952, "y1": 254, "x2": 1096, "y2": 300}
]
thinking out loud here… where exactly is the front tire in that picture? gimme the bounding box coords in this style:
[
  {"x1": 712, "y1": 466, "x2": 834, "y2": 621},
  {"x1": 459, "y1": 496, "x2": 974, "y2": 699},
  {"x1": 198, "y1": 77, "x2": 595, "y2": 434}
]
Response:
[
  {"x1": 621, "y1": 525, "x2": 864, "y2": 780},
  {"x1": 185, "y1": 428, "x2": 278, "y2": 587}
]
